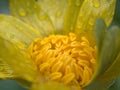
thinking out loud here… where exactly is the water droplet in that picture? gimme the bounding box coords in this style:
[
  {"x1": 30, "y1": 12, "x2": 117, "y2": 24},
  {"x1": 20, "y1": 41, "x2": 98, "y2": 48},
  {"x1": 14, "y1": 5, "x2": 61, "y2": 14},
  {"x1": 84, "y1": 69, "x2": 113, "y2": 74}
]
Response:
[
  {"x1": 4, "y1": 40, "x2": 11, "y2": 48},
  {"x1": 10, "y1": 34, "x2": 15, "y2": 39},
  {"x1": 68, "y1": 0, "x2": 72, "y2": 6},
  {"x1": 56, "y1": 11, "x2": 62, "y2": 18},
  {"x1": 93, "y1": 1, "x2": 100, "y2": 8},
  {"x1": 48, "y1": 1, "x2": 54, "y2": 7},
  {"x1": 34, "y1": 5, "x2": 38, "y2": 9},
  {"x1": 75, "y1": 0, "x2": 81, "y2": 6},
  {"x1": 88, "y1": 20, "x2": 94, "y2": 26},
  {"x1": 15, "y1": 25, "x2": 23, "y2": 30},
  {"x1": 70, "y1": 27, "x2": 74, "y2": 31},
  {"x1": 111, "y1": 11, "x2": 114, "y2": 16},
  {"x1": 79, "y1": 13, "x2": 83, "y2": 17},
  {"x1": 18, "y1": 26, "x2": 23, "y2": 30},
  {"x1": 26, "y1": 2, "x2": 30, "y2": 6},
  {"x1": 77, "y1": 25, "x2": 82, "y2": 29},
  {"x1": 38, "y1": 15, "x2": 46, "y2": 20},
  {"x1": 19, "y1": 9, "x2": 26, "y2": 16},
  {"x1": 76, "y1": 23, "x2": 82, "y2": 29}
]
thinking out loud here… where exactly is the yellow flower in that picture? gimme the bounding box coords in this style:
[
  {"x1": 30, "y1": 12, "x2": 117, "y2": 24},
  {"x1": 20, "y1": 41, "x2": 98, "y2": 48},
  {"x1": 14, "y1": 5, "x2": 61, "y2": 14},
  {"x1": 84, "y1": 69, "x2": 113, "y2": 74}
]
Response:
[{"x1": 0, "y1": 0, "x2": 120, "y2": 90}]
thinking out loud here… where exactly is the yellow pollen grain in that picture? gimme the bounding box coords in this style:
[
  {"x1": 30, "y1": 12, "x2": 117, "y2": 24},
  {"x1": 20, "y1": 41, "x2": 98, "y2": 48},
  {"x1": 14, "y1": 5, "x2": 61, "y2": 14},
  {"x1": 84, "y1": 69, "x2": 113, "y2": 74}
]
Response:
[
  {"x1": 51, "y1": 62, "x2": 63, "y2": 72},
  {"x1": 50, "y1": 72, "x2": 62, "y2": 80},
  {"x1": 28, "y1": 33, "x2": 96, "y2": 88},
  {"x1": 62, "y1": 73, "x2": 75, "y2": 84},
  {"x1": 39, "y1": 63, "x2": 49, "y2": 72}
]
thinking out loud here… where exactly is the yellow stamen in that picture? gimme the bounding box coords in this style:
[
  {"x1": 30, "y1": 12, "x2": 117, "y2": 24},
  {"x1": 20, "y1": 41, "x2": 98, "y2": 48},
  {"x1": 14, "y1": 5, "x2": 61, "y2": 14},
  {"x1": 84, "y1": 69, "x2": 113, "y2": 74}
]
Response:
[{"x1": 28, "y1": 33, "x2": 96, "y2": 87}]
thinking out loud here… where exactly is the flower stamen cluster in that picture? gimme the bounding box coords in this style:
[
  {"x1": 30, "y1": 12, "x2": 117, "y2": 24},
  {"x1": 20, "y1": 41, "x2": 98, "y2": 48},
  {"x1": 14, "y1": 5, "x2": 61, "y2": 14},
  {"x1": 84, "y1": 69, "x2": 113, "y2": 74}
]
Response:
[{"x1": 28, "y1": 33, "x2": 96, "y2": 87}]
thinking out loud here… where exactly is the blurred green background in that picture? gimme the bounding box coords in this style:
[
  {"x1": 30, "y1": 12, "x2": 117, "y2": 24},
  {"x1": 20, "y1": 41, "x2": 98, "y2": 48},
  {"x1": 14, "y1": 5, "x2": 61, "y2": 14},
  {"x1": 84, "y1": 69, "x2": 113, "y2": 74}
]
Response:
[{"x1": 0, "y1": 0, "x2": 120, "y2": 90}]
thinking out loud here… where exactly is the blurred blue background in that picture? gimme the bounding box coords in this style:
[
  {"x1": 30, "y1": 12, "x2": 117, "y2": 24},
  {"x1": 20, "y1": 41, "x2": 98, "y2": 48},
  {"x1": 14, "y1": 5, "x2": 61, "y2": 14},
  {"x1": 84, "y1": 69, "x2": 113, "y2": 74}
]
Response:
[
  {"x1": 0, "y1": 0, "x2": 120, "y2": 90},
  {"x1": 0, "y1": 80, "x2": 27, "y2": 90},
  {"x1": 0, "y1": 0, "x2": 9, "y2": 14}
]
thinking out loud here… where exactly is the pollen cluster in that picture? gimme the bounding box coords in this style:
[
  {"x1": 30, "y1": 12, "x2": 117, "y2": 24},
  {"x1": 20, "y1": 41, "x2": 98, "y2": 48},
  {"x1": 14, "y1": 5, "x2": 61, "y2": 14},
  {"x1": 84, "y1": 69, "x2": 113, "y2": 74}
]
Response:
[{"x1": 28, "y1": 33, "x2": 96, "y2": 87}]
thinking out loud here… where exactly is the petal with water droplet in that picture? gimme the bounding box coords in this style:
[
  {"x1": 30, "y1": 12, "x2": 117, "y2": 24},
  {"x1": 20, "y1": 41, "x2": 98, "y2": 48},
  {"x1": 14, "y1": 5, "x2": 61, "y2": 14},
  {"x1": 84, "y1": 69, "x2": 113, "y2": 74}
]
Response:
[
  {"x1": 0, "y1": 37, "x2": 37, "y2": 84},
  {"x1": 10, "y1": 0, "x2": 55, "y2": 36},
  {"x1": 74, "y1": 0, "x2": 116, "y2": 44},
  {"x1": 0, "y1": 14, "x2": 41, "y2": 49},
  {"x1": 63, "y1": 0, "x2": 84, "y2": 34},
  {"x1": 36, "y1": 0, "x2": 68, "y2": 34}
]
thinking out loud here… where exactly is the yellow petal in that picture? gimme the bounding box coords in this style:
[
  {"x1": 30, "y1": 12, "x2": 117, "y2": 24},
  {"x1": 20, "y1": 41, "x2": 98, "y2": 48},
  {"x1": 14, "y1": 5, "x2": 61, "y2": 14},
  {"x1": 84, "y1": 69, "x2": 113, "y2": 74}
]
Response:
[
  {"x1": 0, "y1": 14, "x2": 41, "y2": 49},
  {"x1": 75, "y1": 0, "x2": 116, "y2": 43},
  {"x1": 63, "y1": 0, "x2": 116, "y2": 44},
  {"x1": 9, "y1": 0, "x2": 55, "y2": 36},
  {"x1": 37, "y1": 0, "x2": 68, "y2": 34},
  {"x1": 0, "y1": 37, "x2": 37, "y2": 83},
  {"x1": 63, "y1": 0, "x2": 84, "y2": 34},
  {"x1": 0, "y1": 60, "x2": 13, "y2": 79}
]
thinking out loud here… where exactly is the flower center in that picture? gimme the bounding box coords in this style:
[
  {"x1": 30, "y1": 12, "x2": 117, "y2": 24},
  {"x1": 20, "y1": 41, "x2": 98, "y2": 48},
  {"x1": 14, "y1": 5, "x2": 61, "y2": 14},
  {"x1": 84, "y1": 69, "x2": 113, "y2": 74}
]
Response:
[{"x1": 28, "y1": 33, "x2": 96, "y2": 87}]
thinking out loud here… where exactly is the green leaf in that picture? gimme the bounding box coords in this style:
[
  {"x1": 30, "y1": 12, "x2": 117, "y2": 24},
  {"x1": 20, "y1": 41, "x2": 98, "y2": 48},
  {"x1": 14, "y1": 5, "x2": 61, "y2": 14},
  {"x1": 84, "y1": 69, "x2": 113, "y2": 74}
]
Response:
[
  {"x1": 111, "y1": 0, "x2": 120, "y2": 26},
  {"x1": 96, "y1": 26, "x2": 120, "y2": 81},
  {"x1": 84, "y1": 79, "x2": 115, "y2": 90},
  {"x1": 37, "y1": 0, "x2": 68, "y2": 34},
  {"x1": 0, "y1": 37, "x2": 37, "y2": 83},
  {"x1": 0, "y1": 14, "x2": 41, "y2": 49},
  {"x1": 85, "y1": 20, "x2": 120, "y2": 90},
  {"x1": 108, "y1": 77, "x2": 120, "y2": 90},
  {"x1": 92, "y1": 24, "x2": 120, "y2": 83},
  {"x1": 94, "y1": 19, "x2": 107, "y2": 53},
  {"x1": 10, "y1": 0, "x2": 55, "y2": 36}
]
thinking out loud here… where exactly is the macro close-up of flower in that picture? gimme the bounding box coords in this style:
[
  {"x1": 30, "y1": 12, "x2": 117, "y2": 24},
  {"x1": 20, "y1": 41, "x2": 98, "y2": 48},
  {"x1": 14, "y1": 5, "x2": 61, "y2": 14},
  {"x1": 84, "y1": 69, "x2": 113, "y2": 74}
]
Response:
[{"x1": 0, "y1": 0, "x2": 120, "y2": 90}]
